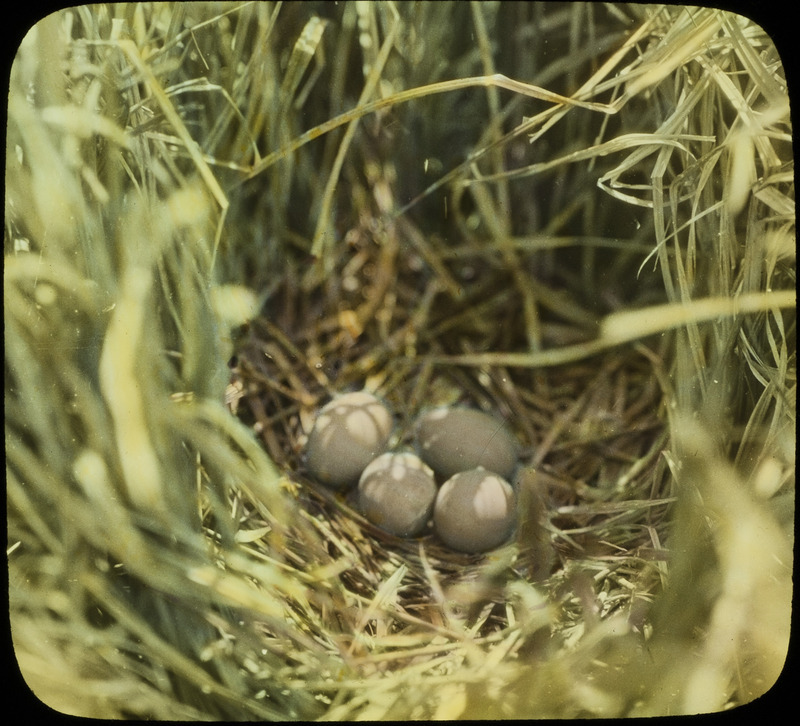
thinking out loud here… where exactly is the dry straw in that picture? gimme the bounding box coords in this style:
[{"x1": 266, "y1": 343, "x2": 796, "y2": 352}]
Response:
[{"x1": 6, "y1": 2, "x2": 794, "y2": 719}]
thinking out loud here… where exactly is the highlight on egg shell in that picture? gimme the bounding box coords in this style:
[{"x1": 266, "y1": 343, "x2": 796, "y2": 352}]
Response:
[
  {"x1": 415, "y1": 406, "x2": 518, "y2": 480},
  {"x1": 358, "y1": 452, "x2": 437, "y2": 537},
  {"x1": 433, "y1": 467, "x2": 516, "y2": 553},
  {"x1": 304, "y1": 391, "x2": 393, "y2": 489},
  {"x1": 359, "y1": 451, "x2": 433, "y2": 484}
]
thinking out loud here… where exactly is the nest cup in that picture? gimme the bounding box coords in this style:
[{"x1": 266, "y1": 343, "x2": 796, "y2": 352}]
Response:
[{"x1": 6, "y1": 3, "x2": 793, "y2": 721}]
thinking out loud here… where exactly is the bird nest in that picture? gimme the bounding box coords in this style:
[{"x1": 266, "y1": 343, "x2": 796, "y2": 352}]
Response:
[
  {"x1": 6, "y1": 2, "x2": 793, "y2": 720},
  {"x1": 229, "y1": 204, "x2": 672, "y2": 645}
]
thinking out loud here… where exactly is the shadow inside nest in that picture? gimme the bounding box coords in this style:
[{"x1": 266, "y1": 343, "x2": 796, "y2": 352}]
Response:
[{"x1": 225, "y1": 214, "x2": 673, "y2": 644}]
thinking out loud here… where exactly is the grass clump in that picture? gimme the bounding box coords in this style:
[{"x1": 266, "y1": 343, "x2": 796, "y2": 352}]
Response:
[{"x1": 6, "y1": 2, "x2": 793, "y2": 719}]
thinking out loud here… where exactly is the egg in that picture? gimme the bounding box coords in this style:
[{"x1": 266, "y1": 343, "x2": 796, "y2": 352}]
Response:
[
  {"x1": 305, "y1": 391, "x2": 393, "y2": 488},
  {"x1": 415, "y1": 406, "x2": 518, "y2": 480},
  {"x1": 433, "y1": 467, "x2": 516, "y2": 553},
  {"x1": 358, "y1": 452, "x2": 437, "y2": 537}
]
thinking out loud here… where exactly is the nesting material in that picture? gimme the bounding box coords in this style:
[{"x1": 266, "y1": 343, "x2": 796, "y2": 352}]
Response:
[
  {"x1": 433, "y1": 467, "x2": 517, "y2": 553},
  {"x1": 305, "y1": 391, "x2": 393, "y2": 488},
  {"x1": 358, "y1": 452, "x2": 437, "y2": 537},
  {"x1": 415, "y1": 406, "x2": 518, "y2": 480}
]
